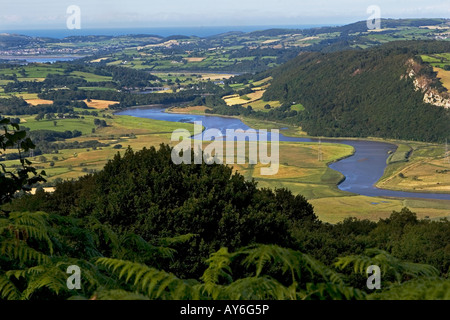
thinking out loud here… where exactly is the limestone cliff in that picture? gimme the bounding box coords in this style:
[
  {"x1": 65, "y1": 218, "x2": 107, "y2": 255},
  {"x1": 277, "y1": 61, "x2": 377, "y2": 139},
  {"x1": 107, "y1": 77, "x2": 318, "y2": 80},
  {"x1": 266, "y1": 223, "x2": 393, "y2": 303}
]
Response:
[{"x1": 405, "y1": 58, "x2": 450, "y2": 109}]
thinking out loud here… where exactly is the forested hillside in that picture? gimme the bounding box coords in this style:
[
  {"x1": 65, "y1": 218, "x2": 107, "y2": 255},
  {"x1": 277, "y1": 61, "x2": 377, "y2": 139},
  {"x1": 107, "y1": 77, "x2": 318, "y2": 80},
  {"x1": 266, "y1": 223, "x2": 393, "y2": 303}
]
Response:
[{"x1": 263, "y1": 41, "x2": 450, "y2": 142}]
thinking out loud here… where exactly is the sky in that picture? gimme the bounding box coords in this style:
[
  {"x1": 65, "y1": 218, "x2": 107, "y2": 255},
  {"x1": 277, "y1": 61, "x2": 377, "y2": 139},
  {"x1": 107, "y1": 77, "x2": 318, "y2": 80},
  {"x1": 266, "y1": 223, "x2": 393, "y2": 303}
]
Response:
[{"x1": 0, "y1": 0, "x2": 449, "y2": 30}]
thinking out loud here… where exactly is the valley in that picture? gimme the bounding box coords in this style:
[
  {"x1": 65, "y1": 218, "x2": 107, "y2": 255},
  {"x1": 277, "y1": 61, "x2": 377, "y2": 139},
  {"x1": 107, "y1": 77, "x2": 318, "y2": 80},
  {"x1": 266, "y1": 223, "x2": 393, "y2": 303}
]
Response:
[{"x1": 0, "y1": 18, "x2": 449, "y2": 224}]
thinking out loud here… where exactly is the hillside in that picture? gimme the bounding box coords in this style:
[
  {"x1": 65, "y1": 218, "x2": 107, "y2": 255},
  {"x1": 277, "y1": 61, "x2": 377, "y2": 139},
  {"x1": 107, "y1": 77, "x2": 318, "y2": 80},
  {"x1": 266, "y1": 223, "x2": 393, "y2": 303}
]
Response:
[
  {"x1": 2, "y1": 18, "x2": 450, "y2": 73},
  {"x1": 263, "y1": 41, "x2": 450, "y2": 142}
]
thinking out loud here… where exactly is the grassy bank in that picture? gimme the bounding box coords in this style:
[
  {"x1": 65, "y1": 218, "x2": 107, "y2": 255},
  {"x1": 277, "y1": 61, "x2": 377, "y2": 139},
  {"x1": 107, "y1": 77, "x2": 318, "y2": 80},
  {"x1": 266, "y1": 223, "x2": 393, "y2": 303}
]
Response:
[{"x1": 377, "y1": 141, "x2": 450, "y2": 194}]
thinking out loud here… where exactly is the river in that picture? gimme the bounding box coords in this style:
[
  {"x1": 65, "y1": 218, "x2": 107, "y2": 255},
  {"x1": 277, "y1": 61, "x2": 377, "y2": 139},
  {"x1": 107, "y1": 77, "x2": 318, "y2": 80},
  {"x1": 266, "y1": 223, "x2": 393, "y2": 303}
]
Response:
[{"x1": 116, "y1": 107, "x2": 450, "y2": 201}]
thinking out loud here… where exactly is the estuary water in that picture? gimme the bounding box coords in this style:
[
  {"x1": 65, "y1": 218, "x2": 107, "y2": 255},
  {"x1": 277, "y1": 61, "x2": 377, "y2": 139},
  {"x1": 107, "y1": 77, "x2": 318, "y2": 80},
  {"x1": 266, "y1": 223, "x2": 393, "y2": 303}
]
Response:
[{"x1": 116, "y1": 107, "x2": 450, "y2": 201}]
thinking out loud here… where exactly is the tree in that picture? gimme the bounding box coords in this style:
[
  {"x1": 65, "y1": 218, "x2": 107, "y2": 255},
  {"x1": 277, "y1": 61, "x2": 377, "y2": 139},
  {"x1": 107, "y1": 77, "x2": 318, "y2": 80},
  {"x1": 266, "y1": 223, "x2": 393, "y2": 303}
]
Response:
[
  {"x1": 94, "y1": 119, "x2": 107, "y2": 128},
  {"x1": 0, "y1": 117, "x2": 46, "y2": 205},
  {"x1": 43, "y1": 144, "x2": 317, "y2": 277},
  {"x1": 72, "y1": 130, "x2": 82, "y2": 138}
]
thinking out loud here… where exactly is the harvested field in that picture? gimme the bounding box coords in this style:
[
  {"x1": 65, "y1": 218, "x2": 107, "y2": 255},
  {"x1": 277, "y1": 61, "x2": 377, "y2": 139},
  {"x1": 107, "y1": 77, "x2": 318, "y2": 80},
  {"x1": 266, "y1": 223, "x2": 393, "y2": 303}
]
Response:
[{"x1": 84, "y1": 99, "x2": 118, "y2": 109}]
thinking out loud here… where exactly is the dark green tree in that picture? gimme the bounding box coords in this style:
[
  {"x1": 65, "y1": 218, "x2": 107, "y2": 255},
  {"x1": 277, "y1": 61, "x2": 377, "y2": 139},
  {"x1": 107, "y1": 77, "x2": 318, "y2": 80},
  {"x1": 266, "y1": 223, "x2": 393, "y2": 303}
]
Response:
[{"x1": 0, "y1": 117, "x2": 46, "y2": 206}]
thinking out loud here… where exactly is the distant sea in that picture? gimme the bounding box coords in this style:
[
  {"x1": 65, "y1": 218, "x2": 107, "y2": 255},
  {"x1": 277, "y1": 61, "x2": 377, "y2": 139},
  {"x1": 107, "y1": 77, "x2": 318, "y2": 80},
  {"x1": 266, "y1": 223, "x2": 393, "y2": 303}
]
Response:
[
  {"x1": 0, "y1": 56, "x2": 80, "y2": 63},
  {"x1": 1, "y1": 25, "x2": 334, "y2": 63},
  {"x1": 3, "y1": 25, "x2": 333, "y2": 39}
]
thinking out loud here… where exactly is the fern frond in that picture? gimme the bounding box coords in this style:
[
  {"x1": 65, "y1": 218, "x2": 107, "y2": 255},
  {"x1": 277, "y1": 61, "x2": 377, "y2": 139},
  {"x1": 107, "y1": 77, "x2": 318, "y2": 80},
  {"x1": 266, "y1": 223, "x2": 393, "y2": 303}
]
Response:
[
  {"x1": 223, "y1": 276, "x2": 291, "y2": 300},
  {"x1": 301, "y1": 254, "x2": 346, "y2": 285},
  {"x1": 158, "y1": 233, "x2": 198, "y2": 246},
  {"x1": 199, "y1": 247, "x2": 236, "y2": 299},
  {"x1": 335, "y1": 249, "x2": 440, "y2": 282},
  {"x1": 202, "y1": 248, "x2": 234, "y2": 284},
  {"x1": 85, "y1": 216, "x2": 119, "y2": 249},
  {"x1": 6, "y1": 259, "x2": 102, "y2": 300},
  {"x1": 96, "y1": 257, "x2": 198, "y2": 299},
  {"x1": 300, "y1": 282, "x2": 367, "y2": 301},
  {"x1": 0, "y1": 211, "x2": 53, "y2": 254},
  {"x1": 21, "y1": 272, "x2": 67, "y2": 300},
  {"x1": 240, "y1": 244, "x2": 344, "y2": 285},
  {"x1": 369, "y1": 277, "x2": 450, "y2": 300},
  {"x1": 6, "y1": 265, "x2": 46, "y2": 279},
  {"x1": 0, "y1": 274, "x2": 21, "y2": 300},
  {"x1": 117, "y1": 233, "x2": 176, "y2": 260},
  {"x1": 56, "y1": 259, "x2": 102, "y2": 291},
  {"x1": 12, "y1": 211, "x2": 48, "y2": 224},
  {"x1": 1, "y1": 239, "x2": 50, "y2": 265},
  {"x1": 93, "y1": 289, "x2": 150, "y2": 300},
  {"x1": 335, "y1": 254, "x2": 373, "y2": 274}
]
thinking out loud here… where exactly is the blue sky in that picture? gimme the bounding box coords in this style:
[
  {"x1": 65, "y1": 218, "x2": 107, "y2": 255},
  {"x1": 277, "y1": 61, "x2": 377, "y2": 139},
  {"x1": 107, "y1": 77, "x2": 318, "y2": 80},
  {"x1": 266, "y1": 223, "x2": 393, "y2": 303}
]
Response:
[{"x1": 1, "y1": 0, "x2": 449, "y2": 30}]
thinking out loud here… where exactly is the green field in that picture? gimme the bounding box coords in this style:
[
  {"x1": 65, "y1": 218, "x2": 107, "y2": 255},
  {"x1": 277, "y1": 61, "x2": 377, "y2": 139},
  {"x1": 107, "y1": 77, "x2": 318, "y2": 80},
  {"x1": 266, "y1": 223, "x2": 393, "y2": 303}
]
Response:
[
  {"x1": 291, "y1": 103, "x2": 305, "y2": 112},
  {"x1": 20, "y1": 116, "x2": 97, "y2": 135},
  {"x1": 70, "y1": 71, "x2": 113, "y2": 82},
  {"x1": 243, "y1": 99, "x2": 281, "y2": 112},
  {"x1": 387, "y1": 143, "x2": 412, "y2": 164},
  {"x1": 2, "y1": 114, "x2": 197, "y2": 184},
  {"x1": 378, "y1": 141, "x2": 450, "y2": 194},
  {"x1": 248, "y1": 141, "x2": 354, "y2": 199},
  {"x1": 310, "y1": 196, "x2": 450, "y2": 223},
  {"x1": 420, "y1": 53, "x2": 450, "y2": 69}
]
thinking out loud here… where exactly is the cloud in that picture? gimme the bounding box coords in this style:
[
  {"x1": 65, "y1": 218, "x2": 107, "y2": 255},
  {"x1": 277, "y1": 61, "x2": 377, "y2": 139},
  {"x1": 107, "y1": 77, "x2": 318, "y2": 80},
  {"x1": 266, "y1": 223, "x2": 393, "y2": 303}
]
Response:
[{"x1": 1, "y1": 15, "x2": 24, "y2": 23}]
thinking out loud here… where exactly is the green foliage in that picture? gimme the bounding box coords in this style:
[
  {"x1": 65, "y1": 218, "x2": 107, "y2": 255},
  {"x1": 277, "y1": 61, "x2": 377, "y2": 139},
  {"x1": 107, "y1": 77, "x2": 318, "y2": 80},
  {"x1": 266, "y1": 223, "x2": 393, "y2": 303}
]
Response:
[
  {"x1": 335, "y1": 249, "x2": 439, "y2": 283},
  {"x1": 0, "y1": 211, "x2": 53, "y2": 265},
  {"x1": 6, "y1": 259, "x2": 100, "y2": 300},
  {"x1": 0, "y1": 117, "x2": 46, "y2": 205},
  {"x1": 94, "y1": 244, "x2": 366, "y2": 300},
  {"x1": 88, "y1": 289, "x2": 150, "y2": 300},
  {"x1": 301, "y1": 282, "x2": 367, "y2": 300},
  {"x1": 370, "y1": 278, "x2": 450, "y2": 300},
  {"x1": 96, "y1": 258, "x2": 199, "y2": 300},
  {"x1": 387, "y1": 144, "x2": 412, "y2": 164},
  {"x1": 0, "y1": 209, "x2": 199, "y2": 300},
  {"x1": 201, "y1": 247, "x2": 234, "y2": 293},
  {"x1": 40, "y1": 144, "x2": 316, "y2": 277},
  {"x1": 240, "y1": 244, "x2": 344, "y2": 285},
  {"x1": 0, "y1": 210, "x2": 365, "y2": 301},
  {"x1": 0, "y1": 208, "x2": 449, "y2": 300},
  {"x1": 0, "y1": 274, "x2": 20, "y2": 300}
]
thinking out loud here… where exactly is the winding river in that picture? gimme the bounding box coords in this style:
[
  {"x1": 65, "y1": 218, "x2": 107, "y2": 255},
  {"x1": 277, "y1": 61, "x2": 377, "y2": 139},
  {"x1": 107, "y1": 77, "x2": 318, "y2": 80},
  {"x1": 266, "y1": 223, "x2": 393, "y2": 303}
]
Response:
[{"x1": 116, "y1": 107, "x2": 450, "y2": 201}]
